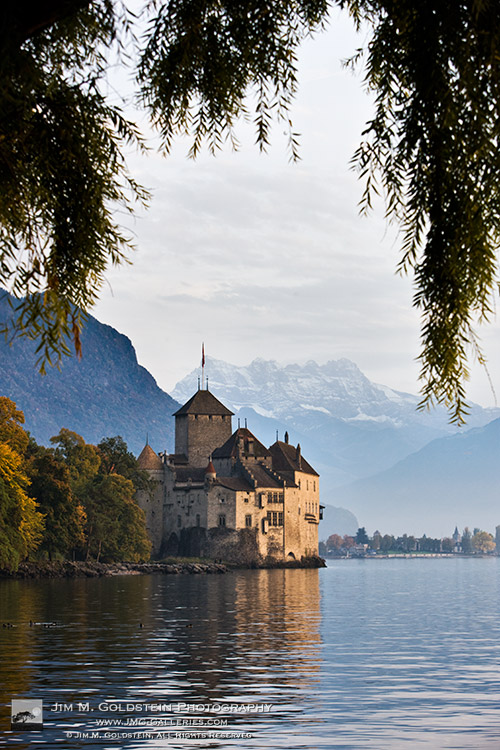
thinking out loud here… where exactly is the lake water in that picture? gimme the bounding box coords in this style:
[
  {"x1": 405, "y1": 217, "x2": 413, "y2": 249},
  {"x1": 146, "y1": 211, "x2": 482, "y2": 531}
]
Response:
[{"x1": 1, "y1": 558, "x2": 500, "y2": 749}]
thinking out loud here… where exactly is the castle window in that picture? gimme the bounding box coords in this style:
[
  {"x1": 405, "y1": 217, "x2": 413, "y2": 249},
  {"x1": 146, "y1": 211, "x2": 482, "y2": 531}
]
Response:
[
  {"x1": 177, "y1": 515, "x2": 182, "y2": 528},
  {"x1": 196, "y1": 514, "x2": 200, "y2": 527},
  {"x1": 298, "y1": 480, "x2": 301, "y2": 489},
  {"x1": 313, "y1": 481, "x2": 316, "y2": 491},
  {"x1": 273, "y1": 492, "x2": 278, "y2": 503},
  {"x1": 279, "y1": 492, "x2": 284, "y2": 503},
  {"x1": 244, "y1": 496, "x2": 249, "y2": 503},
  {"x1": 218, "y1": 514, "x2": 226, "y2": 527},
  {"x1": 245, "y1": 514, "x2": 252, "y2": 527},
  {"x1": 307, "y1": 480, "x2": 309, "y2": 490},
  {"x1": 266, "y1": 511, "x2": 283, "y2": 527},
  {"x1": 267, "y1": 491, "x2": 273, "y2": 503}
]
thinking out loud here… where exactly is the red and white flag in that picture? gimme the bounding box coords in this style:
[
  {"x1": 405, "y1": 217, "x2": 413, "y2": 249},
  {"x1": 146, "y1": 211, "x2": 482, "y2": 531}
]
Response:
[{"x1": 202, "y1": 342, "x2": 205, "y2": 368}]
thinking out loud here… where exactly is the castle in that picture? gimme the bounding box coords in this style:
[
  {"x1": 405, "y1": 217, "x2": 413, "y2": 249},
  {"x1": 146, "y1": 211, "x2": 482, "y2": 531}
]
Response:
[{"x1": 136, "y1": 386, "x2": 321, "y2": 562}]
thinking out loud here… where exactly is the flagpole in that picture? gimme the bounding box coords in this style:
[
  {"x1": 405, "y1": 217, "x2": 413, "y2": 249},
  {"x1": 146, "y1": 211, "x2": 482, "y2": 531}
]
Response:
[{"x1": 201, "y1": 342, "x2": 205, "y2": 390}]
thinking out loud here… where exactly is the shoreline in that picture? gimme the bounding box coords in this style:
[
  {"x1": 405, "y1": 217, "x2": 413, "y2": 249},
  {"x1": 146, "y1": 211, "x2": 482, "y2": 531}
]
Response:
[
  {"x1": 0, "y1": 555, "x2": 326, "y2": 579},
  {"x1": 0, "y1": 561, "x2": 228, "y2": 579}
]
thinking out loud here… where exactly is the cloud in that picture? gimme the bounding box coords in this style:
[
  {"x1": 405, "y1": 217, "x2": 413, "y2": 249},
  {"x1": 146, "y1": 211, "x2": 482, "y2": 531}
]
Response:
[{"x1": 93, "y1": 14, "x2": 500, "y2": 408}]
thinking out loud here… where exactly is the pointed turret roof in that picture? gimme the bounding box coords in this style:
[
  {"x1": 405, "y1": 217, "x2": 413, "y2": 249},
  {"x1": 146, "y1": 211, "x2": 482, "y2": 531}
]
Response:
[
  {"x1": 137, "y1": 444, "x2": 163, "y2": 470},
  {"x1": 173, "y1": 389, "x2": 234, "y2": 417}
]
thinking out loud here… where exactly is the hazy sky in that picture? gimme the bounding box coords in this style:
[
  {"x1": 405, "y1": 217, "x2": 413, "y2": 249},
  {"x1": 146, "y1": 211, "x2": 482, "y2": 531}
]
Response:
[{"x1": 93, "y1": 9, "x2": 499, "y2": 408}]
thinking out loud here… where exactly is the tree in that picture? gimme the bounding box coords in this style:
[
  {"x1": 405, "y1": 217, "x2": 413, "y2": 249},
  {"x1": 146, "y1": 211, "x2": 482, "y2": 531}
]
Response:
[
  {"x1": 97, "y1": 436, "x2": 135, "y2": 476},
  {"x1": 355, "y1": 527, "x2": 369, "y2": 544},
  {"x1": 1, "y1": 0, "x2": 499, "y2": 420},
  {"x1": 471, "y1": 531, "x2": 496, "y2": 554},
  {"x1": 97, "y1": 435, "x2": 151, "y2": 491},
  {"x1": 0, "y1": 398, "x2": 44, "y2": 569},
  {"x1": 0, "y1": 397, "x2": 29, "y2": 455},
  {"x1": 327, "y1": 533, "x2": 344, "y2": 550},
  {"x1": 441, "y1": 537, "x2": 455, "y2": 553},
  {"x1": 84, "y1": 474, "x2": 151, "y2": 562},
  {"x1": 27, "y1": 449, "x2": 86, "y2": 559},
  {"x1": 42, "y1": 429, "x2": 151, "y2": 561},
  {"x1": 461, "y1": 527, "x2": 472, "y2": 554},
  {"x1": 50, "y1": 428, "x2": 101, "y2": 494},
  {"x1": 0, "y1": 443, "x2": 45, "y2": 569},
  {"x1": 379, "y1": 534, "x2": 394, "y2": 552}
]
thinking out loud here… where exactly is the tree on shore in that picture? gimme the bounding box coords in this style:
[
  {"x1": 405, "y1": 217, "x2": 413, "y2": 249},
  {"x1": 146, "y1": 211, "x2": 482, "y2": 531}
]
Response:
[
  {"x1": 461, "y1": 527, "x2": 472, "y2": 554},
  {"x1": 0, "y1": 444, "x2": 44, "y2": 569},
  {"x1": 379, "y1": 534, "x2": 395, "y2": 552},
  {"x1": 471, "y1": 531, "x2": 495, "y2": 554},
  {"x1": 355, "y1": 527, "x2": 369, "y2": 544},
  {"x1": 441, "y1": 537, "x2": 455, "y2": 553},
  {"x1": 0, "y1": 398, "x2": 44, "y2": 569},
  {"x1": 27, "y1": 449, "x2": 86, "y2": 560},
  {"x1": 326, "y1": 533, "x2": 344, "y2": 551},
  {"x1": 49, "y1": 429, "x2": 151, "y2": 561},
  {"x1": 83, "y1": 474, "x2": 151, "y2": 562},
  {"x1": 1, "y1": 1, "x2": 499, "y2": 421}
]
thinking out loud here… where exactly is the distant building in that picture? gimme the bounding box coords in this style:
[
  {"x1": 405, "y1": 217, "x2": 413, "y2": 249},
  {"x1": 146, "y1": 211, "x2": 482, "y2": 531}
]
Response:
[
  {"x1": 452, "y1": 525, "x2": 462, "y2": 552},
  {"x1": 136, "y1": 387, "x2": 321, "y2": 561}
]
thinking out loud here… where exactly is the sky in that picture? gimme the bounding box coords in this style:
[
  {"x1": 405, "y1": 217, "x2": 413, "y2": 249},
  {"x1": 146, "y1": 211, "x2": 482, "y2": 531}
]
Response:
[{"x1": 93, "y1": 8, "x2": 500, "y2": 408}]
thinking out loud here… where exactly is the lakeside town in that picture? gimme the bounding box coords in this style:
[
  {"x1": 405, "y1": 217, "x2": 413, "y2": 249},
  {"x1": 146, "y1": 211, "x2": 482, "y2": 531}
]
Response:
[{"x1": 320, "y1": 526, "x2": 499, "y2": 558}]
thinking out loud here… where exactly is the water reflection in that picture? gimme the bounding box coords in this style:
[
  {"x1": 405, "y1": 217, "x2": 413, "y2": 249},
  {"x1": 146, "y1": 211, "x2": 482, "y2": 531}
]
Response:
[
  {"x1": 0, "y1": 570, "x2": 321, "y2": 748},
  {"x1": 2, "y1": 561, "x2": 500, "y2": 749}
]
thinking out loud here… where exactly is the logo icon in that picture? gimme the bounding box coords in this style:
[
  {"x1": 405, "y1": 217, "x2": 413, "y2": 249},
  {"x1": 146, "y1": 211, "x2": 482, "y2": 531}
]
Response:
[{"x1": 11, "y1": 700, "x2": 43, "y2": 731}]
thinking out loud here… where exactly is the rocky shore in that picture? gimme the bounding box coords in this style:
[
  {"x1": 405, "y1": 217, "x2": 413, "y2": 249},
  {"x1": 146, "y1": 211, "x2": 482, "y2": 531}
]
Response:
[
  {"x1": 0, "y1": 560, "x2": 228, "y2": 579},
  {"x1": 0, "y1": 555, "x2": 326, "y2": 579}
]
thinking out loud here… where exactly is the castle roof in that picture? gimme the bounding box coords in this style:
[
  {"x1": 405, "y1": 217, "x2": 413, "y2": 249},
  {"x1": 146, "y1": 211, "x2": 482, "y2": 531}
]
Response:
[
  {"x1": 237, "y1": 463, "x2": 281, "y2": 489},
  {"x1": 269, "y1": 441, "x2": 318, "y2": 476},
  {"x1": 173, "y1": 389, "x2": 234, "y2": 417},
  {"x1": 174, "y1": 467, "x2": 206, "y2": 484},
  {"x1": 137, "y1": 444, "x2": 163, "y2": 470},
  {"x1": 205, "y1": 461, "x2": 216, "y2": 475},
  {"x1": 212, "y1": 427, "x2": 270, "y2": 459},
  {"x1": 216, "y1": 477, "x2": 254, "y2": 492}
]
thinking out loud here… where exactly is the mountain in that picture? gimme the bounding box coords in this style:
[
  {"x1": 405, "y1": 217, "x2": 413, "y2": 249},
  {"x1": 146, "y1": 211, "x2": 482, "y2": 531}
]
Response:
[
  {"x1": 0, "y1": 292, "x2": 179, "y2": 455},
  {"x1": 172, "y1": 357, "x2": 499, "y2": 488},
  {"x1": 334, "y1": 419, "x2": 500, "y2": 538}
]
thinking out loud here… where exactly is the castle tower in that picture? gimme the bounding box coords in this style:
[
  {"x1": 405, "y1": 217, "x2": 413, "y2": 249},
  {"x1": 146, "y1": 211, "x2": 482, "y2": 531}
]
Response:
[{"x1": 173, "y1": 390, "x2": 233, "y2": 467}]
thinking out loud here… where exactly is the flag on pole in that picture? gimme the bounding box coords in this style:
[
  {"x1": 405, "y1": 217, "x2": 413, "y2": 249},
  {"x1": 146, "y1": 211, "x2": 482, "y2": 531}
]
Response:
[{"x1": 202, "y1": 342, "x2": 205, "y2": 367}]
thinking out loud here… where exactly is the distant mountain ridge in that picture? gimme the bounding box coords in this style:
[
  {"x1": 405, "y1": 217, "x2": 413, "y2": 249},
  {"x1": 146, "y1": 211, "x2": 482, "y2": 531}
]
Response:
[
  {"x1": 0, "y1": 292, "x2": 179, "y2": 455},
  {"x1": 173, "y1": 357, "x2": 498, "y2": 430},
  {"x1": 334, "y1": 418, "x2": 500, "y2": 537},
  {"x1": 172, "y1": 357, "x2": 499, "y2": 485}
]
